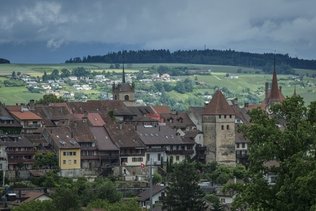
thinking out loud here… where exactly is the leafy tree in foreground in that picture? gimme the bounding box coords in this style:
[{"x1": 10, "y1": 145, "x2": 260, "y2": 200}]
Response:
[
  {"x1": 231, "y1": 96, "x2": 316, "y2": 210},
  {"x1": 36, "y1": 94, "x2": 65, "y2": 104},
  {"x1": 12, "y1": 200, "x2": 55, "y2": 211},
  {"x1": 87, "y1": 199, "x2": 141, "y2": 211},
  {"x1": 163, "y1": 160, "x2": 207, "y2": 211}
]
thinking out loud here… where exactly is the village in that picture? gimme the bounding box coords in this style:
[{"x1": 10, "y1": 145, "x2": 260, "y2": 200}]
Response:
[{"x1": 0, "y1": 65, "x2": 289, "y2": 210}]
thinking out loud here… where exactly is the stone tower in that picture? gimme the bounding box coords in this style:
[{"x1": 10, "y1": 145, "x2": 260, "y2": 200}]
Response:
[
  {"x1": 112, "y1": 64, "x2": 135, "y2": 101},
  {"x1": 202, "y1": 90, "x2": 236, "y2": 165}
]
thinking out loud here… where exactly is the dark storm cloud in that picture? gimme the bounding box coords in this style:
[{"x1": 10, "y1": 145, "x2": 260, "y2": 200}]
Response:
[{"x1": 0, "y1": 0, "x2": 316, "y2": 62}]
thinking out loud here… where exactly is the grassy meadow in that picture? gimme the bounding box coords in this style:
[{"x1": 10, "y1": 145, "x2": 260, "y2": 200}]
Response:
[{"x1": 0, "y1": 63, "x2": 315, "y2": 106}]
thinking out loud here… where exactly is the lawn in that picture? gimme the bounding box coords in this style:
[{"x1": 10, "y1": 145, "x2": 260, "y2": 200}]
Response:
[{"x1": 0, "y1": 86, "x2": 42, "y2": 105}]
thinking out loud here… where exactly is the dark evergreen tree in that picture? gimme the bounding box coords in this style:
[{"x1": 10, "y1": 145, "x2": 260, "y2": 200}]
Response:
[{"x1": 163, "y1": 160, "x2": 207, "y2": 211}]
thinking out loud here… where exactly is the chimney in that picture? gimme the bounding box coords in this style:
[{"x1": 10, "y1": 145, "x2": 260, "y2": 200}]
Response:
[{"x1": 265, "y1": 82, "x2": 269, "y2": 99}]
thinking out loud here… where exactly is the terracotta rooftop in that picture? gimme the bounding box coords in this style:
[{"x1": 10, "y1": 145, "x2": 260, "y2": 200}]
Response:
[
  {"x1": 152, "y1": 105, "x2": 171, "y2": 114},
  {"x1": 10, "y1": 111, "x2": 42, "y2": 120},
  {"x1": 204, "y1": 90, "x2": 234, "y2": 115}
]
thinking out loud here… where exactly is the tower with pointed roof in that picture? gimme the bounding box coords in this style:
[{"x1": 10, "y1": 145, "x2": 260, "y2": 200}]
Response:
[
  {"x1": 261, "y1": 56, "x2": 285, "y2": 110},
  {"x1": 112, "y1": 63, "x2": 135, "y2": 101},
  {"x1": 202, "y1": 90, "x2": 236, "y2": 165}
]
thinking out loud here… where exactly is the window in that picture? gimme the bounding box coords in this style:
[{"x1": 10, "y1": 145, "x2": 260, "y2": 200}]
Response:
[
  {"x1": 132, "y1": 157, "x2": 143, "y2": 162},
  {"x1": 158, "y1": 153, "x2": 161, "y2": 161},
  {"x1": 224, "y1": 115, "x2": 227, "y2": 119},
  {"x1": 242, "y1": 143, "x2": 246, "y2": 148},
  {"x1": 146, "y1": 154, "x2": 150, "y2": 162},
  {"x1": 74, "y1": 160, "x2": 77, "y2": 164},
  {"x1": 63, "y1": 152, "x2": 66, "y2": 156},
  {"x1": 0, "y1": 163, "x2": 2, "y2": 170},
  {"x1": 63, "y1": 160, "x2": 66, "y2": 164},
  {"x1": 124, "y1": 95, "x2": 129, "y2": 101},
  {"x1": 237, "y1": 143, "x2": 240, "y2": 148},
  {"x1": 226, "y1": 125, "x2": 230, "y2": 130},
  {"x1": 176, "y1": 156, "x2": 179, "y2": 161},
  {"x1": 73, "y1": 152, "x2": 76, "y2": 156},
  {"x1": 219, "y1": 115, "x2": 221, "y2": 119},
  {"x1": 221, "y1": 125, "x2": 224, "y2": 130},
  {"x1": 230, "y1": 115, "x2": 232, "y2": 118}
]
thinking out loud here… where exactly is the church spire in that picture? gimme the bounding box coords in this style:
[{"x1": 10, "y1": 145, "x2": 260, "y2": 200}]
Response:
[{"x1": 269, "y1": 54, "x2": 281, "y2": 100}]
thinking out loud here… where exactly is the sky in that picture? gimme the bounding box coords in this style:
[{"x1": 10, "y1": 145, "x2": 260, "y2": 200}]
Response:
[{"x1": 0, "y1": 0, "x2": 316, "y2": 63}]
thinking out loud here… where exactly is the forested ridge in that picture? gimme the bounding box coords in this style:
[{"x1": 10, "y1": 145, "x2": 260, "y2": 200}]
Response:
[
  {"x1": 0, "y1": 58, "x2": 10, "y2": 64},
  {"x1": 65, "y1": 49, "x2": 316, "y2": 70}
]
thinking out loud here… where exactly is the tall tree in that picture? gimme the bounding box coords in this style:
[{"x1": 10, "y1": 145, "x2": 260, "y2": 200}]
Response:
[
  {"x1": 163, "y1": 160, "x2": 207, "y2": 211},
  {"x1": 232, "y1": 96, "x2": 316, "y2": 210}
]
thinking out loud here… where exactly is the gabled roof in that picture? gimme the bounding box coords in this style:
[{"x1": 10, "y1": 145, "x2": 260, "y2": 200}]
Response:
[
  {"x1": 152, "y1": 105, "x2": 171, "y2": 114},
  {"x1": 74, "y1": 113, "x2": 105, "y2": 127},
  {"x1": 204, "y1": 90, "x2": 234, "y2": 115},
  {"x1": 136, "y1": 125, "x2": 187, "y2": 146},
  {"x1": 138, "y1": 185, "x2": 166, "y2": 202},
  {"x1": 10, "y1": 111, "x2": 42, "y2": 120},
  {"x1": 105, "y1": 123, "x2": 144, "y2": 148},
  {"x1": 45, "y1": 127, "x2": 80, "y2": 149},
  {"x1": 160, "y1": 112, "x2": 195, "y2": 129},
  {"x1": 89, "y1": 126, "x2": 118, "y2": 151}
]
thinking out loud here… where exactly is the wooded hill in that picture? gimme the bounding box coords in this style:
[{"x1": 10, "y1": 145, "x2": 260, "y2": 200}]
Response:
[
  {"x1": 65, "y1": 49, "x2": 316, "y2": 72},
  {"x1": 0, "y1": 58, "x2": 10, "y2": 64}
]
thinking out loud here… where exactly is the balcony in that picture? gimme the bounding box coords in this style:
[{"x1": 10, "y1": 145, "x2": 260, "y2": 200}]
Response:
[
  {"x1": 81, "y1": 155, "x2": 99, "y2": 160},
  {"x1": 99, "y1": 154, "x2": 120, "y2": 160},
  {"x1": 8, "y1": 158, "x2": 35, "y2": 164},
  {"x1": 23, "y1": 124, "x2": 41, "y2": 128},
  {"x1": 120, "y1": 152, "x2": 145, "y2": 157},
  {"x1": 7, "y1": 151, "x2": 35, "y2": 155},
  {"x1": 166, "y1": 149, "x2": 194, "y2": 155},
  {"x1": 146, "y1": 147, "x2": 166, "y2": 152}
]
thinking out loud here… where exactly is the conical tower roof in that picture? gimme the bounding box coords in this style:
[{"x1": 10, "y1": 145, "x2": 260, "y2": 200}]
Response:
[
  {"x1": 269, "y1": 69, "x2": 281, "y2": 101},
  {"x1": 204, "y1": 90, "x2": 234, "y2": 115}
]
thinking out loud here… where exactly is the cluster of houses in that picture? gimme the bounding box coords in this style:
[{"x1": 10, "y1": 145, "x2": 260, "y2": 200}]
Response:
[{"x1": 0, "y1": 66, "x2": 286, "y2": 209}]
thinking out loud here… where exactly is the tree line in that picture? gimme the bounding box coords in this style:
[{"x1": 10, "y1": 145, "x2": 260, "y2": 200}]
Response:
[
  {"x1": 65, "y1": 49, "x2": 316, "y2": 72},
  {"x1": 0, "y1": 58, "x2": 10, "y2": 64}
]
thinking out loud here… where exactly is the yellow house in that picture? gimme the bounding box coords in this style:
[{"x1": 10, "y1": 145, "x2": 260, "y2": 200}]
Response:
[
  {"x1": 44, "y1": 127, "x2": 81, "y2": 177},
  {"x1": 59, "y1": 148, "x2": 81, "y2": 170}
]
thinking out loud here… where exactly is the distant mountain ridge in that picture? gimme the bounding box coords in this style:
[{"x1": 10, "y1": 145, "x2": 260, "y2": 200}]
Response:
[
  {"x1": 65, "y1": 49, "x2": 316, "y2": 71},
  {"x1": 0, "y1": 58, "x2": 10, "y2": 64}
]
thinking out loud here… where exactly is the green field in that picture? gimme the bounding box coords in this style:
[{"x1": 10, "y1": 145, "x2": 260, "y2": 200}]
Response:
[{"x1": 0, "y1": 63, "x2": 315, "y2": 106}]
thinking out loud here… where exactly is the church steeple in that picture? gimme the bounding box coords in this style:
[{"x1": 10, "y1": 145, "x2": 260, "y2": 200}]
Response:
[{"x1": 270, "y1": 54, "x2": 281, "y2": 101}]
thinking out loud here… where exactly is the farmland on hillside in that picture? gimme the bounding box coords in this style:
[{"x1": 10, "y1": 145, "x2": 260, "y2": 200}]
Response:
[{"x1": 0, "y1": 63, "x2": 315, "y2": 109}]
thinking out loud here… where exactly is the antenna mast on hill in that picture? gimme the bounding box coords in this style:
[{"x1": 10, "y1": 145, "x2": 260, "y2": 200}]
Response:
[{"x1": 122, "y1": 50, "x2": 126, "y2": 83}]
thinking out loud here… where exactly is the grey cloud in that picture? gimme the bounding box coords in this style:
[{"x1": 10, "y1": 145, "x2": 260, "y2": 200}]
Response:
[{"x1": 0, "y1": 0, "x2": 316, "y2": 61}]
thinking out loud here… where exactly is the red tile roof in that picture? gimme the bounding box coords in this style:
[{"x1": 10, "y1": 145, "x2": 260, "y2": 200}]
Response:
[
  {"x1": 152, "y1": 105, "x2": 171, "y2": 114},
  {"x1": 10, "y1": 111, "x2": 42, "y2": 120},
  {"x1": 88, "y1": 113, "x2": 105, "y2": 126},
  {"x1": 203, "y1": 90, "x2": 234, "y2": 115}
]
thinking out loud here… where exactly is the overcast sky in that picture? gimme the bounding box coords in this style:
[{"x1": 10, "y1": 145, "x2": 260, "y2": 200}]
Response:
[{"x1": 0, "y1": 0, "x2": 315, "y2": 63}]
